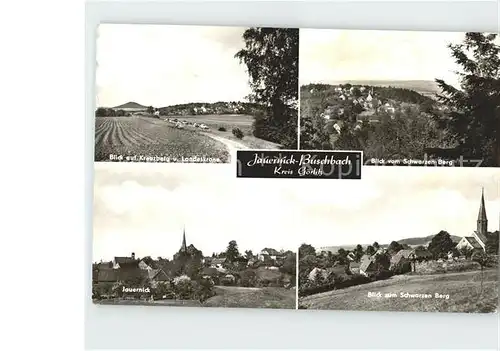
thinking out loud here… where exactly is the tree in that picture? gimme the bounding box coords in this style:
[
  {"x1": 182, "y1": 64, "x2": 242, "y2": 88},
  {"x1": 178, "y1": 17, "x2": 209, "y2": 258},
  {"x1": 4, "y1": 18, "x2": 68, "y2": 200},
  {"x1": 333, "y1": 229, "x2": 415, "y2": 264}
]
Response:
[
  {"x1": 353, "y1": 244, "x2": 364, "y2": 261},
  {"x1": 225, "y1": 240, "x2": 240, "y2": 263},
  {"x1": 281, "y1": 253, "x2": 296, "y2": 277},
  {"x1": 147, "y1": 106, "x2": 155, "y2": 115},
  {"x1": 428, "y1": 230, "x2": 456, "y2": 259},
  {"x1": 373, "y1": 242, "x2": 380, "y2": 251},
  {"x1": 388, "y1": 241, "x2": 403, "y2": 254},
  {"x1": 435, "y1": 33, "x2": 500, "y2": 167},
  {"x1": 485, "y1": 231, "x2": 499, "y2": 255},
  {"x1": 235, "y1": 28, "x2": 299, "y2": 148},
  {"x1": 299, "y1": 243, "x2": 316, "y2": 258},
  {"x1": 244, "y1": 250, "x2": 254, "y2": 259},
  {"x1": 366, "y1": 245, "x2": 376, "y2": 256},
  {"x1": 314, "y1": 269, "x2": 325, "y2": 286},
  {"x1": 472, "y1": 251, "x2": 495, "y2": 296},
  {"x1": 337, "y1": 248, "x2": 348, "y2": 264},
  {"x1": 374, "y1": 252, "x2": 391, "y2": 272},
  {"x1": 460, "y1": 246, "x2": 474, "y2": 259}
]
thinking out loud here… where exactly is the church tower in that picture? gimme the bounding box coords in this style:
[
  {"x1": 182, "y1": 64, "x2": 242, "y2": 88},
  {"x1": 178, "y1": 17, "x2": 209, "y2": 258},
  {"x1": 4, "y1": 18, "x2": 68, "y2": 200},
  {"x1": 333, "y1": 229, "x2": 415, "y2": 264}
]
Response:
[
  {"x1": 477, "y1": 188, "x2": 488, "y2": 236},
  {"x1": 180, "y1": 226, "x2": 187, "y2": 253}
]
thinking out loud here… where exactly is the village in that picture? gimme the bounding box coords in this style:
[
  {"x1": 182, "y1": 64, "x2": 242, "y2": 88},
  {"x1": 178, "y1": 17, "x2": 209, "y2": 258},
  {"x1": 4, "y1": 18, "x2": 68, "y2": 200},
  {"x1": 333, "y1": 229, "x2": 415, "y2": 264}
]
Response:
[
  {"x1": 303, "y1": 83, "x2": 446, "y2": 134},
  {"x1": 298, "y1": 189, "x2": 499, "y2": 308},
  {"x1": 92, "y1": 230, "x2": 296, "y2": 307}
]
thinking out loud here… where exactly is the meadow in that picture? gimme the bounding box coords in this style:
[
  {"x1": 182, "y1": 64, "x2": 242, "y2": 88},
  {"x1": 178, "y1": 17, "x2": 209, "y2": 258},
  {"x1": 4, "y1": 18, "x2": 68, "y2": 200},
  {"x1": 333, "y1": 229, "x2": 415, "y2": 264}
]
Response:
[
  {"x1": 203, "y1": 286, "x2": 296, "y2": 309},
  {"x1": 299, "y1": 269, "x2": 498, "y2": 313}
]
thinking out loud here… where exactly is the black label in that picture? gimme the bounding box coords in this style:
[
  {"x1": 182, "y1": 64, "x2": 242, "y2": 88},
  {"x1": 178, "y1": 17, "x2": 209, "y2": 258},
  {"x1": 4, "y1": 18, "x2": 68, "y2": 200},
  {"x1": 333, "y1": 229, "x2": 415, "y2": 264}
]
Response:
[{"x1": 236, "y1": 150, "x2": 362, "y2": 179}]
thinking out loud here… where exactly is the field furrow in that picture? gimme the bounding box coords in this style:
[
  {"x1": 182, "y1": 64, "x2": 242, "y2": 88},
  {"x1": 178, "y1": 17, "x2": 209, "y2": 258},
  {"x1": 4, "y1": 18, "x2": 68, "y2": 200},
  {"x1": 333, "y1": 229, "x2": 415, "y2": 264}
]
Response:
[{"x1": 94, "y1": 116, "x2": 230, "y2": 162}]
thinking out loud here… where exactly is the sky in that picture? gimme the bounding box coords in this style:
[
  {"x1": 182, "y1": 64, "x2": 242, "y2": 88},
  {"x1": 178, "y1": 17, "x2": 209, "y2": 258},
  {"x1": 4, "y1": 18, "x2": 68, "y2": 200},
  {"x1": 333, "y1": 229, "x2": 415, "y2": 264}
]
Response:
[
  {"x1": 300, "y1": 29, "x2": 470, "y2": 88},
  {"x1": 92, "y1": 162, "x2": 302, "y2": 261},
  {"x1": 296, "y1": 166, "x2": 500, "y2": 248},
  {"x1": 93, "y1": 162, "x2": 499, "y2": 261},
  {"x1": 96, "y1": 24, "x2": 251, "y2": 108}
]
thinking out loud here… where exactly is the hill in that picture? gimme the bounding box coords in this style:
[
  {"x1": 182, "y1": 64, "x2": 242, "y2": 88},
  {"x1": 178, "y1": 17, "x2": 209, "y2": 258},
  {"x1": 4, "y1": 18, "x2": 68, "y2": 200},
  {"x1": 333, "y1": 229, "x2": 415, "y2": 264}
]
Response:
[
  {"x1": 397, "y1": 234, "x2": 461, "y2": 247},
  {"x1": 323, "y1": 80, "x2": 441, "y2": 98},
  {"x1": 317, "y1": 234, "x2": 462, "y2": 253},
  {"x1": 113, "y1": 101, "x2": 147, "y2": 109}
]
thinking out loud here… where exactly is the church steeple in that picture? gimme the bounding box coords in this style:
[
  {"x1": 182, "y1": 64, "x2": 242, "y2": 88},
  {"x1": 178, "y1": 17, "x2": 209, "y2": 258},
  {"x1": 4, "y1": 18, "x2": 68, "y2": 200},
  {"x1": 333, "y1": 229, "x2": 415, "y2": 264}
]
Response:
[
  {"x1": 477, "y1": 188, "x2": 488, "y2": 235},
  {"x1": 180, "y1": 226, "x2": 187, "y2": 252}
]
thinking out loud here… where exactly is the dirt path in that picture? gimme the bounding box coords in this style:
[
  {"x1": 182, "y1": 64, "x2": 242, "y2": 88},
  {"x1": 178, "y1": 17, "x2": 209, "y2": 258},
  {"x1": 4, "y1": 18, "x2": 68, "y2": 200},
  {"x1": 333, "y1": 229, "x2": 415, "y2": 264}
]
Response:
[{"x1": 202, "y1": 133, "x2": 250, "y2": 162}]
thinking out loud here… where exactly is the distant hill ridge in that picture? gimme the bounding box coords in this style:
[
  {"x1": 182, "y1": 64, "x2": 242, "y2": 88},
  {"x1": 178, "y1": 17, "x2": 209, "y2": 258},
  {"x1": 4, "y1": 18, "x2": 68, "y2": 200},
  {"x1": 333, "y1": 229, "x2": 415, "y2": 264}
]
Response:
[
  {"x1": 313, "y1": 80, "x2": 441, "y2": 97},
  {"x1": 318, "y1": 234, "x2": 462, "y2": 253},
  {"x1": 113, "y1": 101, "x2": 147, "y2": 109}
]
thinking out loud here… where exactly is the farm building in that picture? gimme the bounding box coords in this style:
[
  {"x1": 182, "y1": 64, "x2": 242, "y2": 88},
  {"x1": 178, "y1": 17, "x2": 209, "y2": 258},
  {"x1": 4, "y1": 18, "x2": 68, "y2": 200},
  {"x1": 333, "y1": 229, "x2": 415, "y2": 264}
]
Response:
[
  {"x1": 211, "y1": 258, "x2": 227, "y2": 268},
  {"x1": 112, "y1": 253, "x2": 136, "y2": 269},
  {"x1": 390, "y1": 249, "x2": 415, "y2": 272},
  {"x1": 359, "y1": 255, "x2": 377, "y2": 276},
  {"x1": 348, "y1": 261, "x2": 361, "y2": 274}
]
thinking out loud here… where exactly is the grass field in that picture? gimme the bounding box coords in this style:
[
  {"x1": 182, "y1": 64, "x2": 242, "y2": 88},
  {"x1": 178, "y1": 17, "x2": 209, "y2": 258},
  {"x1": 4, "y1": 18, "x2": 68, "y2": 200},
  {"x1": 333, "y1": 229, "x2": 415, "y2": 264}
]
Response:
[
  {"x1": 170, "y1": 114, "x2": 282, "y2": 150},
  {"x1": 95, "y1": 114, "x2": 281, "y2": 162},
  {"x1": 94, "y1": 116, "x2": 229, "y2": 162},
  {"x1": 299, "y1": 269, "x2": 498, "y2": 313},
  {"x1": 203, "y1": 286, "x2": 296, "y2": 309}
]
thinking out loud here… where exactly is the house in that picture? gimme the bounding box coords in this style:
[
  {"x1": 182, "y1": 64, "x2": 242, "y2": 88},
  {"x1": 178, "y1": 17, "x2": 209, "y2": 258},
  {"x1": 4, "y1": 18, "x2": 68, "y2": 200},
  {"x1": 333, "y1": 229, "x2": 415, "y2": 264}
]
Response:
[
  {"x1": 221, "y1": 274, "x2": 236, "y2": 284},
  {"x1": 347, "y1": 252, "x2": 356, "y2": 261},
  {"x1": 247, "y1": 258, "x2": 258, "y2": 267},
  {"x1": 112, "y1": 253, "x2": 136, "y2": 269},
  {"x1": 390, "y1": 249, "x2": 415, "y2": 271},
  {"x1": 116, "y1": 266, "x2": 148, "y2": 284},
  {"x1": 97, "y1": 268, "x2": 118, "y2": 283},
  {"x1": 413, "y1": 247, "x2": 433, "y2": 261},
  {"x1": 308, "y1": 265, "x2": 348, "y2": 282},
  {"x1": 308, "y1": 267, "x2": 329, "y2": 282},
  {"x1": 202, "y1": 267, "x2": 219, "y2": 278},
  {"x1": 333, "y1": 123, "x2": 342, "y2": 134},
  {"x1": 211, "y1": 258, "x2": 226, "y2": 268},
  {"x1": 138, "y1": 260, "x2": 153, "y2": 271},
  {"x1": 266, "y1": 266, "x2": 280, "y2": 271},
  {"x1": 349, "y1": 261, "x2": 361, "y2": 274},
  {"x1": 359, "y1": 255, "x2": 377, "y2": 276},
  {"x1": 148, "y1": 268, "x2": 170, "y2": 288},
  {"x1": 456, "y1": 236, "x2": 483, "y2": 254}
]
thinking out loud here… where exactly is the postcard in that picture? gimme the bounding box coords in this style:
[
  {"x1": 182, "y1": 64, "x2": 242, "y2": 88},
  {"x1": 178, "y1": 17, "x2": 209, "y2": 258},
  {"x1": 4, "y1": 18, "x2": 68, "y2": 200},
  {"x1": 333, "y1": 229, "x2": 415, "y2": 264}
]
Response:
[{"x1": 91, "y1": 25, "x2": 499, "y2": 312}]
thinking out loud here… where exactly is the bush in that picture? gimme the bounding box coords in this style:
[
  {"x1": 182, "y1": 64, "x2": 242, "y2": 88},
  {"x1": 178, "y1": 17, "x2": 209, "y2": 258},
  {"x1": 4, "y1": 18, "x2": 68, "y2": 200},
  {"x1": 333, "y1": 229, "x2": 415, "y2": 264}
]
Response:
[
  {"x1": 298, "y1": 273, "x2": 372, "y2": 297},
  {"x1": 218, "y1": 127, "x2": 227, "y2": 132},
  {"x1": 195, "y1": 278, "x2": 215, "y2": 302},
  {"x1": 373, "y1": 269, "x2": 394, "y2": 281},
  {"x1": 232, "y1": 127, "x2": 244, "y2": 139}
]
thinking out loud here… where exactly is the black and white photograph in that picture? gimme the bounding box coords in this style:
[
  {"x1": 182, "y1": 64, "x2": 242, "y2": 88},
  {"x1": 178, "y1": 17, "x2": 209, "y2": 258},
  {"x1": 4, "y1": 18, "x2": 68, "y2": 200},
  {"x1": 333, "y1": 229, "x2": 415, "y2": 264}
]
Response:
[
  {"x1": 92, "y1": 163, "x2": 298, "y2": 309},
  {"x1": 94, "y1": 24, "x2": 299, "y2": 164},
  {"x1": 297, "y1": 167, "x2": 499, "y2": 313},
  {"x1": 299, "y1": 30, "x2": 500, "y2": 167}
]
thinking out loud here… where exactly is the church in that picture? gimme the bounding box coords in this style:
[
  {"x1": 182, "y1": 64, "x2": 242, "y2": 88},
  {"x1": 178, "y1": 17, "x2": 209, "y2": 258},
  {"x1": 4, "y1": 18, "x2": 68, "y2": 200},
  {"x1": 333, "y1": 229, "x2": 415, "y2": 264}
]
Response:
[
  {"x1": 173, "y1": 226, "x2": 202, "y2": 261},
  {"x1": 456, "y1": 188, "x2": 494, "y2": 253}
]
